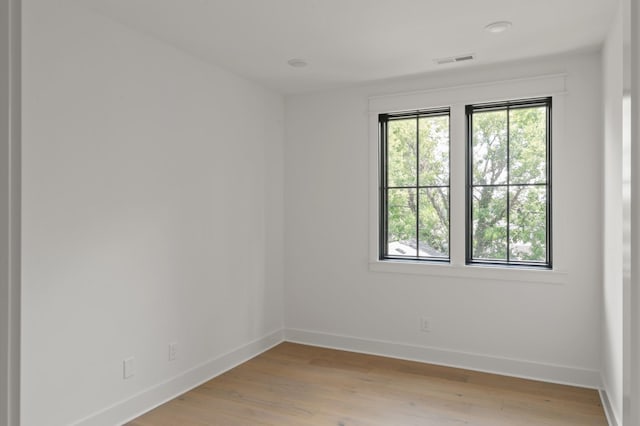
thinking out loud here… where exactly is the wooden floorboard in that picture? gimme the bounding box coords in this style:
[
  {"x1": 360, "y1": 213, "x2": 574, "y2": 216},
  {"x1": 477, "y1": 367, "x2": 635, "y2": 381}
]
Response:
[{"x1": 127, "y1": 342, "x2": 607, "y2": 426}]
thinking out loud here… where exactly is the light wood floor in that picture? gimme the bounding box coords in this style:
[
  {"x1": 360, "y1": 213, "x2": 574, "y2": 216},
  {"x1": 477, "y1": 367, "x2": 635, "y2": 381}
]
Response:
[{"x1": 128, "y1": 342, "x2": 608, "y2": 426}]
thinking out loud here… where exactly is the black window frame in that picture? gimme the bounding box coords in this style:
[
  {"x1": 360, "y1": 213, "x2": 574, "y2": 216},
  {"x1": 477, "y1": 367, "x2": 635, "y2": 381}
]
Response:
[
  {"x1": 379, "y1": 108, "x2": 451, "y2": 262},
  {"x1": 465, "y1": 97, "x2": 552, "y2": 268}
]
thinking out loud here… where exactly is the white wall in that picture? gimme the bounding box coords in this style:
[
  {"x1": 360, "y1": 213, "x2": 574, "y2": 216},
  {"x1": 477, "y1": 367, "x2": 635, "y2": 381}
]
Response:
[
  {"x1": 629, "y1": 0, "x2": 640, "y2": 423},
  {"x1": 21, "y1": 1, "x2": 284, "y2": 425},
  {"x1": 285, "y1": 52, "x2": 603, "y2": 387},
  {"x1": 0, "y1": 0, "x2": 20, "y2": 425},
  {"x1": 0, "y1": 1, "x2": 8, "y2": 415},
  {"x1": 601, "y1": 1, "x2": 625, "y2": 423}
]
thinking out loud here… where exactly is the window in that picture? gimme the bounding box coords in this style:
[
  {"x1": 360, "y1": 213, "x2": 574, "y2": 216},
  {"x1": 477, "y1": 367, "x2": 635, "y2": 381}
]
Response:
[
  {"x1": 466, "y1": 98, "x2": 551, "y2": 268},
  {"x1": 379, "y1": 109, "x2": 450, "y2": 261},
  {"x1": 377, "y1": 99, "x2": 552, "y2": 269},
  {"x1": 370, "y1": 73, "x2": 564, "y2": 278}
]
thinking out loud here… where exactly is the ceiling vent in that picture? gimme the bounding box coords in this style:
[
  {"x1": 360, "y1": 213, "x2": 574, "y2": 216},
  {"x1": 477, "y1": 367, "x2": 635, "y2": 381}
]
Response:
[{"x1": 435, "y1": 54, "x2": 475, "y2": 65}]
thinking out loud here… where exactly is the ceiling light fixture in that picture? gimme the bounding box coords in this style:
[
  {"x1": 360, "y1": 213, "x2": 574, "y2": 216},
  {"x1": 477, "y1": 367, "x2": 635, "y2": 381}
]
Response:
[
  {"x1": 484, "y1": 21, "x2": 512, "y2": 34},
  {"x1": 287, "y1": 58, "x2": 308, "y2": 68}
]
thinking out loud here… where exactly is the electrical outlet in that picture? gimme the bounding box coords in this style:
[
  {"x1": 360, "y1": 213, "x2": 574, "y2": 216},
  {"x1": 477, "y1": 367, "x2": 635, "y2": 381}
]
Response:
[
  {"x1": 169, "y1": 342, "x2": 178, "y2": 361},
  {"x1": 123, "y1": 357, "x2": 135, "y2": 379},
  {"x1": 420, "y1": 317, "x2": 431, "y2": 332}
]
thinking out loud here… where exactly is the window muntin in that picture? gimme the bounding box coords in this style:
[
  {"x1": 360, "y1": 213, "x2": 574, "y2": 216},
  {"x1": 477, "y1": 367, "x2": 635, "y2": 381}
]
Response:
[
  {"x1": 380, "y1": 109, "x2": 450, "y2": 261},
  {"x1": 466, "y1": 98, "x2": 551, "y2": 267}
]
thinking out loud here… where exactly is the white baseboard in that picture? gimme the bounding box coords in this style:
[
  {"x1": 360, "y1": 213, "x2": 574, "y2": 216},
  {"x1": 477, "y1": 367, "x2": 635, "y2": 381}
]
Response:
[
  {"x1": 599, "y1": 388, "x2": 619, "y2": 426},
  {"x1": 285, "y1": 328, "x2": 602, "y2": 389},
  {"x1": 72, "y1": 329, "x2": 285, "y2": 426}
]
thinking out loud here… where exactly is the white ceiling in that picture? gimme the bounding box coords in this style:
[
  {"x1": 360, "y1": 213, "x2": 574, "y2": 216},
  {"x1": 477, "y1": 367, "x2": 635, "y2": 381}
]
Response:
[{"x1": 84, "y1": 0, "x2": 617, "y2": 94}]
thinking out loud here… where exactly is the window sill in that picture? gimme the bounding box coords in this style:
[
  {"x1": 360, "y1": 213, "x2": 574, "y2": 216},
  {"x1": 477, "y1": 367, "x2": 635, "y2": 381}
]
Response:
[{"x1": 369, "y1": 260, "x2": 568, "y2": 284}]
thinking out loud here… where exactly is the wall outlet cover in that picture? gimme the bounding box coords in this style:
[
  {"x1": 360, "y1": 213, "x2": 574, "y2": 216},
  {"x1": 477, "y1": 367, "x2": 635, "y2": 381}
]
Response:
[
  {"x1": 123, "y1": 357, "x2": 135, "y2": 379},
  {"x1": 169, "y1": 342, "x2": 178, "y2": 361},
  {"x1": 420, "y1": 317, "x2": 431, "y2": 332}
]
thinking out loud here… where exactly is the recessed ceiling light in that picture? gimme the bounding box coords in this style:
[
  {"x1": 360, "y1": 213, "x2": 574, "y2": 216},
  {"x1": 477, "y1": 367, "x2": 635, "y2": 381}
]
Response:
[
  {"x1": 484, "y1": 21, "x2": 512, "y2": 34},
  {"x1": 287, "y1": 58, "x2": 308, "y2": 68}
]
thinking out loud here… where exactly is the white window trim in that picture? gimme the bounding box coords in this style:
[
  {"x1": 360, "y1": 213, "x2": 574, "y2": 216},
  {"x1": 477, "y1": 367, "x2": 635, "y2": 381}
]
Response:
[{"x1": 368, "y1": 74, "x2": 568, "y2": 284}]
